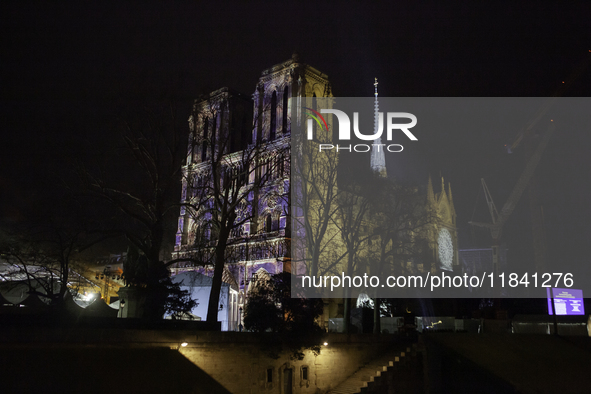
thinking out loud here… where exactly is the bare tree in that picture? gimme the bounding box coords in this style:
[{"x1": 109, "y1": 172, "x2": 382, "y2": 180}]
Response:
[
  {"x1": 291, "y1": 115, "x2": 344, "y2": 279},
  {"x1": 0, "y1": 224, "x2": 97, "y2": 309},
  {"x1": 81, "y1": 103, "x2": 185, "y2": 265},
  {"x1": 76, "y1": 101, "x2": 195, "y2": 318},
  {"x1": 332, "y1": 181, "x2": 372, "y2": 333},
  {"x1": 363, "y1": 177, "x2": 440, "y2": 332},
  {"x1": 176, "y1": 96, "x2": 288, "y2": 325},
  {"x1": 370, "y1": 180, "x2": 439, "y2": 278}
]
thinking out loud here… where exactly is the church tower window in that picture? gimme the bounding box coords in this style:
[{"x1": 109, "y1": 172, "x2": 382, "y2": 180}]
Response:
[
  {"x1": 211, "y1": 112, "x2": 217, "y2": 149},
  {"x1": 282, "y1": 86, "x2": 289, "y2": 134},
  {"x1": 201, "y1": 118, "x2": 209, "y2": 162},
  {"x1": 278, "y1": 155, "x2": 284, "y2": 177},
  {"x1": 270, "y1": 91, "x2": 277, "y2": 141}
]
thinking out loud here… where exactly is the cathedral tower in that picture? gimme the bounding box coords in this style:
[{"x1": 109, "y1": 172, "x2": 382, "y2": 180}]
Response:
[{"x1": 171, "y1": 56, "x2": 333, "y2": 330}]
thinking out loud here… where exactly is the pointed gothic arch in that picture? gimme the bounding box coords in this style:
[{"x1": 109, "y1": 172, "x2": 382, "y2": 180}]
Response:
[
  {"x1": 282, "y1": 85, "x2": 289, "y2": 134},
  {"x1": 201, "y1": 117, "x2": 209, "y2": 162},
  {"x1": 270, "y1": 90, "x2": 277, "y2": 141}
]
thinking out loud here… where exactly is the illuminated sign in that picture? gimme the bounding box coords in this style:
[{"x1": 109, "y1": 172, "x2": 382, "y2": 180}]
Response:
[{"x1": 547, "y1": 288, "x2": 585, "y2": 316}]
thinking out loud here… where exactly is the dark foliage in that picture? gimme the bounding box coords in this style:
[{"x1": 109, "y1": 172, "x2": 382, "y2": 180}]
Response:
[
  {"x1": 124, "y1": 245, "x2": 196, "y2": 320},
  {"x1": 243, "y1": 272, "x2": 324, "y2": 359}
]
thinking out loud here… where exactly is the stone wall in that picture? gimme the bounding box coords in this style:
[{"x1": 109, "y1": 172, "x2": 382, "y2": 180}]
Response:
[
  {"x1": 0, "y1": 320, "x2": 405, "y2": 394},
  {"x1": 179, "y1": 332, "x2": 404, "y2": 394}
]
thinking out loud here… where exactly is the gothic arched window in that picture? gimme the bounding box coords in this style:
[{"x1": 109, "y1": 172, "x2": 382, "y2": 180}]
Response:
[
  {"x1": 270, "y1": 91, "x2": 277, "y2": 141},
  {"x1": 278, "y1": 155, "x2": 284, "y2": 178},
  {"x1": 210, "y1": 114, "x2": 217, "y2": 151},
  {"x1": 201, "y1": 118, "x2": 209, "y2": 162},
  {"x1": 282, "y1": 86, "x2": 288, "y2": 134}
]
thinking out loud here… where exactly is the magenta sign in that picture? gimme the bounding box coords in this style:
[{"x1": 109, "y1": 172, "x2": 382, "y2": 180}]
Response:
[{"x1": 547, "y1": 288, "x2": 585, "y2": 316}]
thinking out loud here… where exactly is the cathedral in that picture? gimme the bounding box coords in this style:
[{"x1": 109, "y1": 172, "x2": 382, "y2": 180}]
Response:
[{"x1": 170, "y1": 54, "x2": 458, "y2": 330}]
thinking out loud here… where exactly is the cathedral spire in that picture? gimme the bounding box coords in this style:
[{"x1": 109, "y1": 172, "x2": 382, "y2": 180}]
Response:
[
  {"x1": 370, "y1": 78, "x2": 387, "y2": 177},
  {"x1": 447, "y1": 182, "x2": 453, "y2": 203},
  {"x1": 427, "y1": 174, "x2": 435, "y2": 203},
  {"x1": 448, "y1": 182, "x2": 456, "y2": 217}
]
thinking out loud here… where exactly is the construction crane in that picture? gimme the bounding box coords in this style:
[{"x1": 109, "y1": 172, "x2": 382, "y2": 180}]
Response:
[
  {"x1": 471, "y1": 53, "x2": 590, "y2": 277},
  {"x1": 504, "y1": 54, "x2": 590, "y2": 274},
  {"x1": 470, "y1": 121, "x2": 555, "y2": 276}
]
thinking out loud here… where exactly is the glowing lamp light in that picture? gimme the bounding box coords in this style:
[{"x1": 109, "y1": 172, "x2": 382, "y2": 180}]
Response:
[
  {"x1": 181, "y1": 342, "x2": 188, "y2": 347},
  {"x1": 323, "y1": 342, "x2": 328, "y2": 346}
]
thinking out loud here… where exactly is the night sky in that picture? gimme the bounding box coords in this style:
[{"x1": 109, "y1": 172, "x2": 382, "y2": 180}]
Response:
[{"x1": 2, "y1": 2, "x2": 591, "y2": 278}]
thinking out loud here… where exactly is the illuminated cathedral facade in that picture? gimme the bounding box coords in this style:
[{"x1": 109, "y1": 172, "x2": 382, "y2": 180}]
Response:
[
  {"x1": 171, "y1": 55, "x2": 458, "y2": 330},
  {"x1": 171, "y1": 54, "x2": 332, "y2": 328}
]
